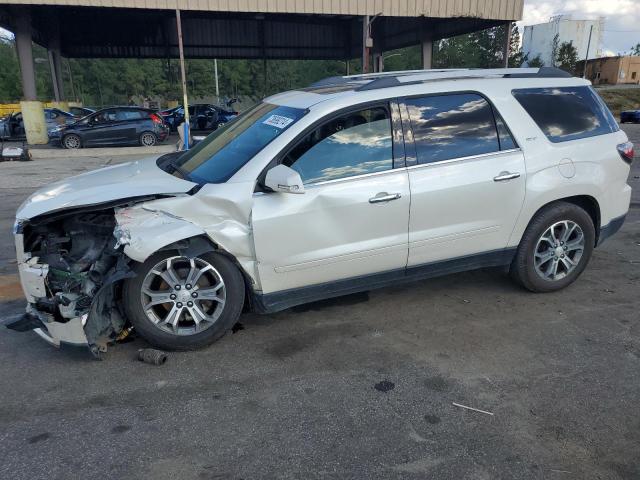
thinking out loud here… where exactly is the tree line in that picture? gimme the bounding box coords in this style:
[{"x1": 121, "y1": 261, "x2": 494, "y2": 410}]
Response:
[{"x1": 0, "y1": 23, "x2": 631, "y2": 107}]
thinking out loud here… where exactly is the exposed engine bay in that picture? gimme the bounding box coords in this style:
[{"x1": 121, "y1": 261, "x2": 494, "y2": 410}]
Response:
[{"x1": 15, "y1": 206, "x2": 134, "y2": 357}]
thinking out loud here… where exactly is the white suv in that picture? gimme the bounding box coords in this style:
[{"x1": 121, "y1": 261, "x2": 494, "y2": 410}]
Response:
[{"x1": 11, "y1": 68, "x2": 633, "y2": 355}]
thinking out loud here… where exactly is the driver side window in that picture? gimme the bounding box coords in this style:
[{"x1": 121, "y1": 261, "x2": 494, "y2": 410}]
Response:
[{"x1": 282, "y1": 106, "x2": 393, "y2": 184}]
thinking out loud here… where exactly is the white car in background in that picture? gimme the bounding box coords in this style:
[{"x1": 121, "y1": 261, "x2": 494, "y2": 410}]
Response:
[{"x1": 10, "y1": 68, "x2": 633, "y2": 356}]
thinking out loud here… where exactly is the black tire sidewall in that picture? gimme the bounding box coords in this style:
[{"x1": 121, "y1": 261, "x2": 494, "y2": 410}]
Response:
[
  {"x1": 512, "y1": 203, "x2": 595, "y2": 292},
  {"x1": 123, "y1": 250, "x2": 245, "y2": 350}
]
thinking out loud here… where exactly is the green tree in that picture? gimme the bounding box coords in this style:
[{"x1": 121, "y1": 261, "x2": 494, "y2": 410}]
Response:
[
  {"x1": 433, "y1": 24, "x2": 509, "y2": 68},
  {"x1": 0, "y1": 39, "x2": 22, "y2": 102},
  {"x1": 555, "y1": 41, "x2": 579, "y2": 75},
  {"x1": 631, "y1": 43, "x2": 640, "y2": 56},
  {"x1": 508, "y1": 22, "x2": 525, "y2": 67},
  {"x1": 551, "y1": 34, "x2": 560, "y2": 67},
  {"x1": 527, "y1": 54, "x2": 545, "y2": 68}
]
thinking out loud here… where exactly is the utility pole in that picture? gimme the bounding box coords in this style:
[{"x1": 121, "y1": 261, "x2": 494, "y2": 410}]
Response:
[
  {"x1": 362, "y1": 15, "x2": 370, "y2": 73},
  {"x1": 66, "y1": 59, "x2": 76, "y2": 101},
  {"x1": 583, "y1": 24, "x2": 594, "y2": 79},
  {"x1": 214, "y1": 58, "x2": 219, "y2": 99},
  {"x1": 176, "y1": 8, "x2": 190, "y2": 150}
]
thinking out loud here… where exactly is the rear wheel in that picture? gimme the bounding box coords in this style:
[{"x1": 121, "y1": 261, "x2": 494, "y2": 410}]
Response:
[
  {"x1": 139, "y1": 131, "x2": 157, "y2": 147},
  {"x1": 123, "y1": 251, "x2": 245, "y2": 350},
  {"x1": 62, "y1": 134, "x2": 81, "y2": 149},
  {"x1": 510, "y1": 202, "x2": 595, "y2": 292}
]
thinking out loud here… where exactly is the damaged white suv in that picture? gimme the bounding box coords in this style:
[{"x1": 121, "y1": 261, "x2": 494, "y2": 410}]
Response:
[{"x1": 11, "y1": 68, "x2": 633, "y2": 356}]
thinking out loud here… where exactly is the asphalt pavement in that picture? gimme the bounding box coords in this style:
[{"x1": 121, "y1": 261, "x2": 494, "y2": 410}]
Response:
[{"x1": 0, "y1": 127, "x2": 639, "y2": 480}]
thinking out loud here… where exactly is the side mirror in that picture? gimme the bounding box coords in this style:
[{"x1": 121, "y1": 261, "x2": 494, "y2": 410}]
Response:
[{"x1": 264, "y1": 164, "x2": 305, "y2": 194}]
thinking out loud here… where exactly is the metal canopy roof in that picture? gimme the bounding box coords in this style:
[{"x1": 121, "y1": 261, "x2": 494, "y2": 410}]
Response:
[
  {"x1": 2, "y1": 1, "x2": 524, "y2": 19},
  {"x1": 0, "y1": 1, "x2": 524, "y2": 60}
]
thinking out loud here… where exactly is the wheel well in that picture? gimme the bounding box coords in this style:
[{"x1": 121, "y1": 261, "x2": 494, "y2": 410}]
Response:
[{"x1": 536, "y1": 195, "x2": 601, "y2": 244}]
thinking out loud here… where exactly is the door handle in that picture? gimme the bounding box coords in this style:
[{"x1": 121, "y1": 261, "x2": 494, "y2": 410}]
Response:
[
  {"x1": 493, "y1": 171, "x2": 521, "y2": 182},
  {"x1": 369, "y1": 192, "x2": 401, "y2": 204}
]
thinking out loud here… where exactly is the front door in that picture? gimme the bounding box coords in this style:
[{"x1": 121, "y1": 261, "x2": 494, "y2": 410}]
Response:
[
  {"x1": 83, "y1": 109, "x2": 119, "y2": 146},
  {"x1": 400, "y1": 93, "x2": 526, "y2": 267},
  {"x1": 252, "y1": 103, "x2": 410, "y2": 294}
]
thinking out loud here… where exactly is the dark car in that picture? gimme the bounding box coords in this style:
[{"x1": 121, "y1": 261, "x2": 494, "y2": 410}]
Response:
[
  {"x1": 49, "y1": 107, "x2": 170, "y2": 149},
  {"x1": 159, "y1": 103, "x2": 239, "y2": 131},
  {"x1": 0, "y1": 108, "x2": 76, "y2": 139},
  {"x1": 620, "y1": 110, "x2": 640, "y2": 124},
  {"x1": 68, "y1": 106, "x2": 96, "y2": 118}
]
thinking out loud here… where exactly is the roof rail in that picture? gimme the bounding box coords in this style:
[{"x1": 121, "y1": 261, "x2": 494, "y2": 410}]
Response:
[{"x1": 309, "y1": 67, "x2": 574, "y2": 92}]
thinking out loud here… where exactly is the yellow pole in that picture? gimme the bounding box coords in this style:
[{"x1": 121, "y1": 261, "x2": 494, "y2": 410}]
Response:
[{"x1": 176, "y1": 8, "x2": 190, "y2": 150}]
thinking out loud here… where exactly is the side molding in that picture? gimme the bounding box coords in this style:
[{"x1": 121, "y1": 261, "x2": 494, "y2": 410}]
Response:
[{"x1": 252, "y1": 248, "x2": 516, "y2": 313}]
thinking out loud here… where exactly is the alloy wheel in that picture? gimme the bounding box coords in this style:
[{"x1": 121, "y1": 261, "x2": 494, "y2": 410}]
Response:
[
  {"x1": 141, "y1": 132, "x2": 156, "y2": 146},
  {"x1": 63, "y1": 135, "x2": 80, "y2": 149},
  {"x1": 140, "y1": 256, "x2": 226, "y2": 336},
  {"x1": 533, "y1": 220, "x2": 585, "y2": 281}
]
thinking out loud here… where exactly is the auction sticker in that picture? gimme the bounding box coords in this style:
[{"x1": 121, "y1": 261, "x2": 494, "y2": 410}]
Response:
[{"x1": 263, "y1": 114, "x2": 295, "y2": 129}]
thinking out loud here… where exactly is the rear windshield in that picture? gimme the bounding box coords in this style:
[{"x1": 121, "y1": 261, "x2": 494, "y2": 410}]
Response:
[
  {"x1": 512, "y1": 86, "x2": 618, "y2": 143},
  {"x1": 169, "y1": 102, "x2": 306, "y2": 184}
]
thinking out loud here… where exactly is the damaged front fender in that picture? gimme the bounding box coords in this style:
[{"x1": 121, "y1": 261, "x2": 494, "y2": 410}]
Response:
[
  {"x1": 114, "y1": 207, "x2": 206, "y2": 263},
  {"x1": 114, "y1": 181, "x2": 260, "y2": 289}
]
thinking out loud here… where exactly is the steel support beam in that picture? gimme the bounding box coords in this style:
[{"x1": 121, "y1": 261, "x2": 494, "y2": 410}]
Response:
[
  {"x1": 14, "y1": 9, "x2": 37, "y2": 100},
  {"x1": 421, "y1": 38, "x2": 433, "y2": 69},
  {"x1": 502, "y1": 20, "x2": 511, "y2": 68}
]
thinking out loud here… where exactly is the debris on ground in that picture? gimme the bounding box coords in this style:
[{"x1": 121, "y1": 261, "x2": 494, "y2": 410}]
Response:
[
  {"x1": 138, "y1": 348, "x2": 168, "y2": 365},
  {"x1": 374, "y1": 380, "x2": 395, "y2": 392},
  {"x1": 452, "y1": 402, "x2": 494, "y2": 416}
]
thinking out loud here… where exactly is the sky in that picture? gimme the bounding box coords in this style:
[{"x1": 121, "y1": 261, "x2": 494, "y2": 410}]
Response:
[
  {"x1": 1, "y1": 1, "x2": 639, "y2": 56},
  {"x1": 517, "y1": 0, "x2": 640, "y2": 55}
]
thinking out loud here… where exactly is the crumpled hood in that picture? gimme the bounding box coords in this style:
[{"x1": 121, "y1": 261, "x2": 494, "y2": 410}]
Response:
[{"x1": 17, "y1": 156, "x2": 197, "y2": 220}]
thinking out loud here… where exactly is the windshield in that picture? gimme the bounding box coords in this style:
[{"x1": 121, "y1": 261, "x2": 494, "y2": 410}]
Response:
[{"x1": 168, "y1": 102, "x2": 306, "y2": 184}]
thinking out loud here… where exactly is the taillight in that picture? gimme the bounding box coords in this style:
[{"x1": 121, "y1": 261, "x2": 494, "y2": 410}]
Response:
[
  {"x1": 150, "y1": 113, "x2": 163, "y2": 124},
  {"x1": 617, "y1": 141, "x2": 634, "y2": 164}
]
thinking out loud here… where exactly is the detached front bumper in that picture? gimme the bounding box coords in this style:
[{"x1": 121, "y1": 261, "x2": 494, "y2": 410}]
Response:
[
  {"x1": 12, "y1": 223, "x2": 89, "y2": 347},
  {"x1": 5, "y1": 306, "x2": 88, "y2": 347}
]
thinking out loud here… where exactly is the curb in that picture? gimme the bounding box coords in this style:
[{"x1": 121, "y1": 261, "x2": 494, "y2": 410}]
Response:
[{"x1": 29, "y1": 144, "x2": 175, "y2": 159}]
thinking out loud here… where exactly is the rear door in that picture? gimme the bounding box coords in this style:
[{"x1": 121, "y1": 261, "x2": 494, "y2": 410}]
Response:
[
  {"x1": 401, "y1": 92, "x2": 526, "y2": 267},
  {"x1": 115, "y1": 109, "x2": 145, "y2": 143}
]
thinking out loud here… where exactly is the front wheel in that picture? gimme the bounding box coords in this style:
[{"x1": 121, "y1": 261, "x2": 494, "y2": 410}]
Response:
[
  {"x1": 62, "y1": 134, "x2": 81, "y2": 149},
  {"x1": 123, "y1": 251, "x2": 245, "y2": 350},
  {"x1": 510, "y1": 202, "x2": 595, "y2": 292}
]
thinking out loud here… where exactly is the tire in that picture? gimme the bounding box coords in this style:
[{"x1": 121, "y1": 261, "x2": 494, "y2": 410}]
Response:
[
  {"x1": 123, "y1": 250, "x2": 245, "y2": 350},
  {"x1": 139, "y1": 131, "x2": 157, "y2": 147},
  {"x1": 62, "y1": 134, "x2": 81, "y2": 149},
  {"x1": 510, "y1": 202, "x2": 595, "y2": 293}
]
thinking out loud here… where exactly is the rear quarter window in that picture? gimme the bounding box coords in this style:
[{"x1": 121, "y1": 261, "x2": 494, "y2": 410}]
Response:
[{"x1": 512, "y1": 86, "x2": 619, "y2": 143}]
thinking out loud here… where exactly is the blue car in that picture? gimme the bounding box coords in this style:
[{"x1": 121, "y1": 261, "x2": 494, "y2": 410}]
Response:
[
  {"x1": 159, "y1": 103, "x2": 239, "y2": 132},
  {"x1": 620, "y1": 110, "x2": 640, "y2": 123}
]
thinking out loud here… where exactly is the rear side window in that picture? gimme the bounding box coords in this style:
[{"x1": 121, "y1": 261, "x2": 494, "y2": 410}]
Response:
[
  {"x1": 495, "y1": 113, "x2": 517, "y2": 150},
  {"x1": 512, "y1": 86, "x2": 619, "y2": 143},
  {"x1": 116, "y1": 110, "x2": 146, "y2": 121},
  {"x1": 406, "y1": 93, "x2": 500, "y2": 164}
]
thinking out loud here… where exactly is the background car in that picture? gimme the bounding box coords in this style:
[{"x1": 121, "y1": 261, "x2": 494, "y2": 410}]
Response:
[
  {"x1": 159, "y1": 103, "x2": 239, "y2": 131},
  {"x1": 620, "y1": 109, "x2": 640, "y2": 123},
  {"x1": 49, "y1": 106, "x2": 169, "y2": 149},
  {"x1": 0, "y1": 108, "x2": 76, "y2": 139}
]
